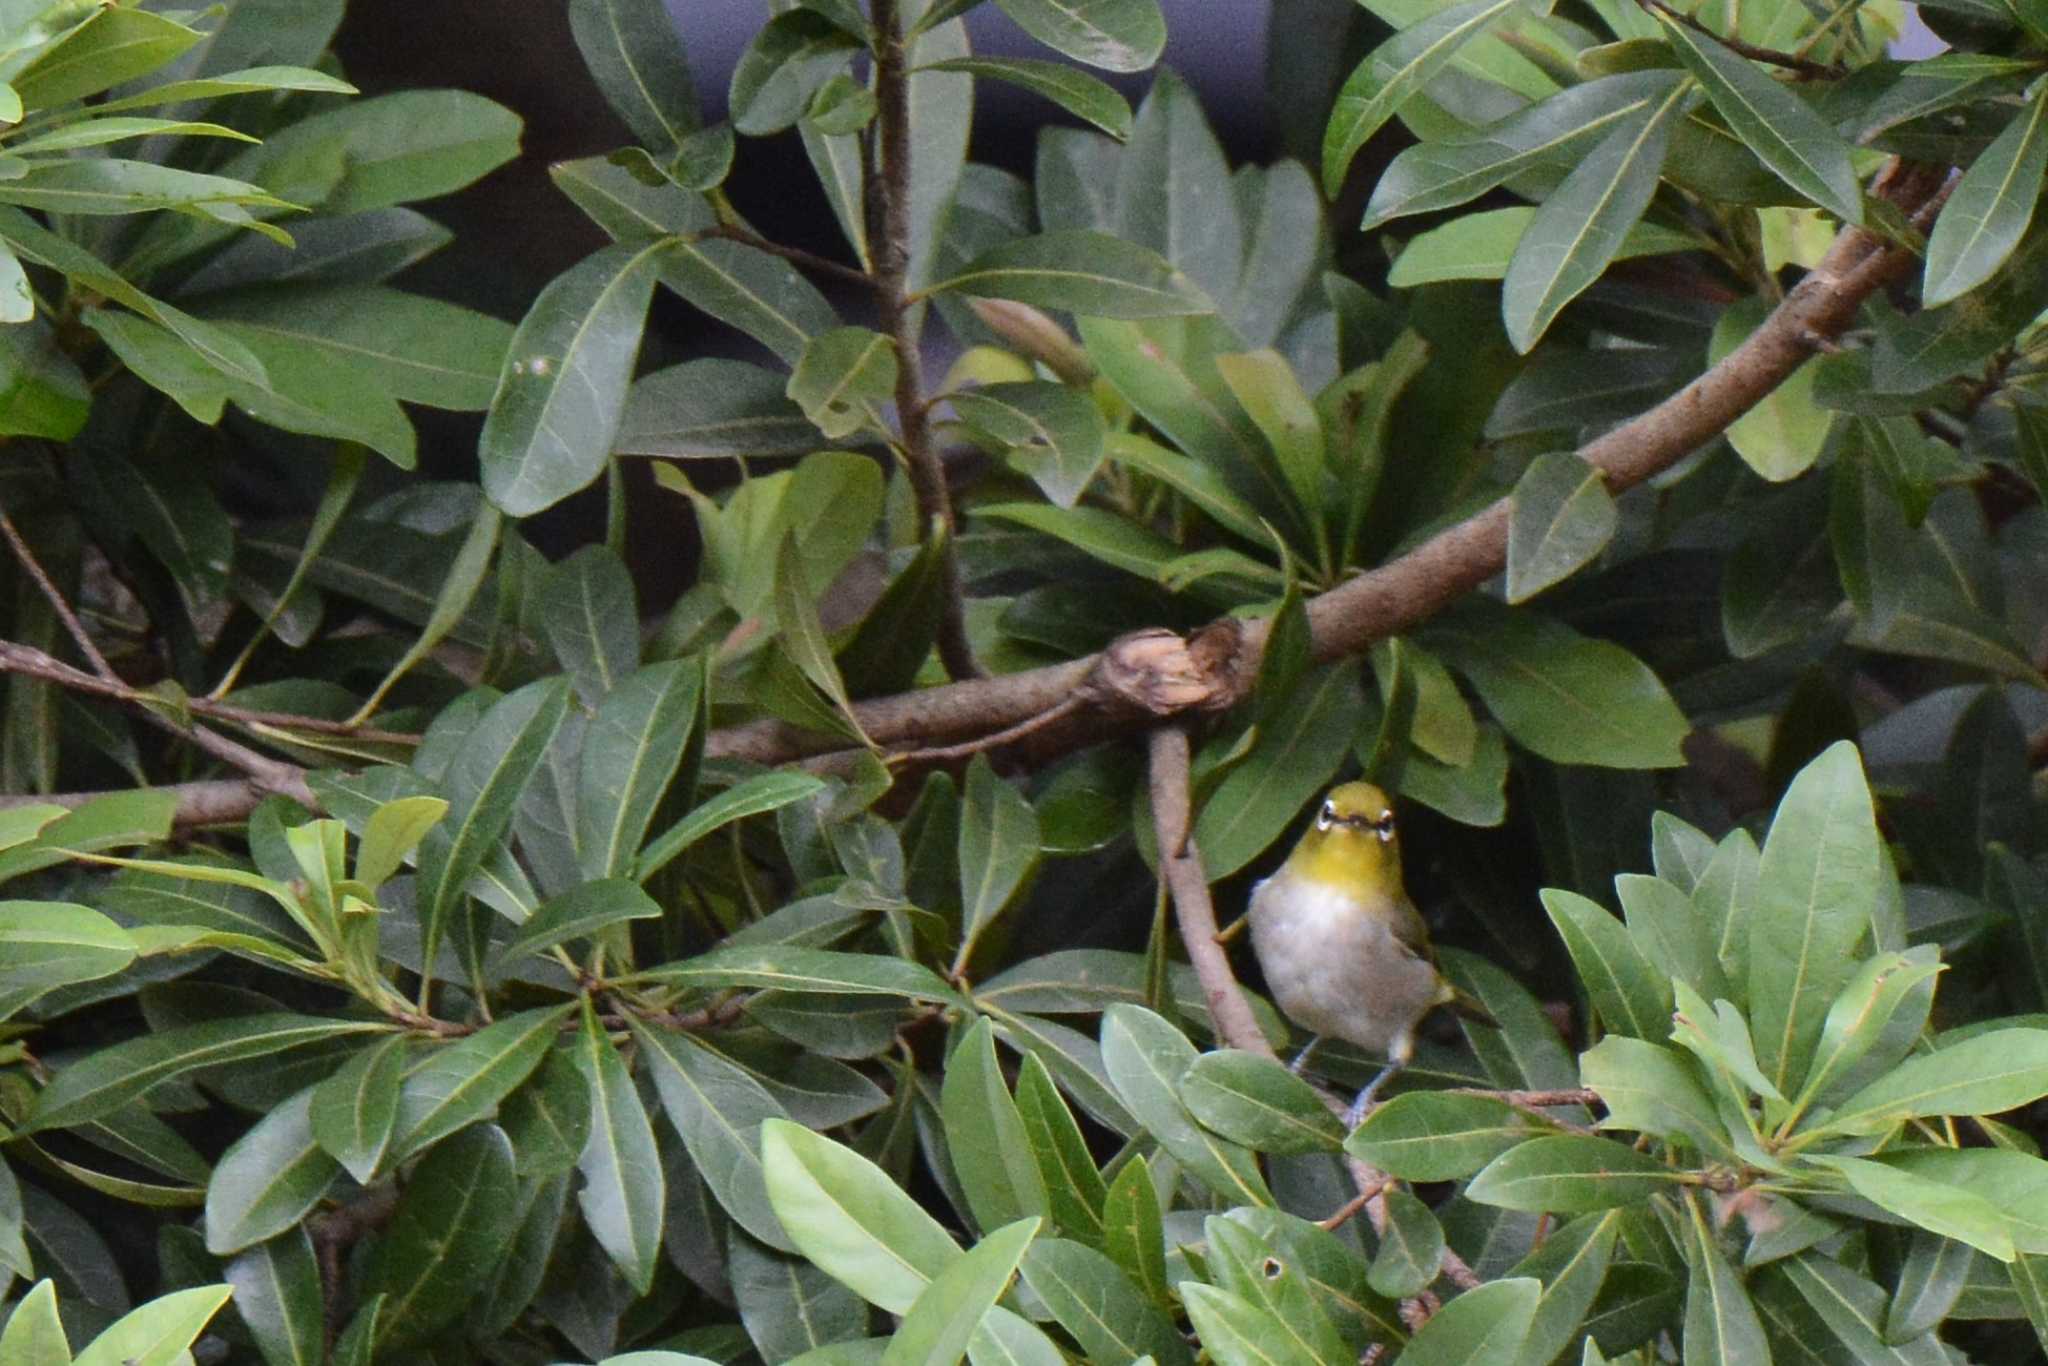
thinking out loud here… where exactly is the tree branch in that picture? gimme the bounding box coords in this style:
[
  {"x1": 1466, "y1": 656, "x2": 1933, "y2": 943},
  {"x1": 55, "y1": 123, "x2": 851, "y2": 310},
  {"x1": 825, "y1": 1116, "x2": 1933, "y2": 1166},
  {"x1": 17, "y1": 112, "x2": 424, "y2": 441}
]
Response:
[
  {"x1": 707, "y1": 161, "x2": 1947, "y2": 772},
  {"x1": 1636, "y1": 0, "x2": 1848, "y2": 79},
  {"x1": 1146, "y1": 724, "x2": 1276, "y2": 1058},
  {"x1": 869, "y1": 0, "x2": 980, "y2": 682},
  {"x1": 0, "y1": 501, "x2": 116, "y2": 682}
]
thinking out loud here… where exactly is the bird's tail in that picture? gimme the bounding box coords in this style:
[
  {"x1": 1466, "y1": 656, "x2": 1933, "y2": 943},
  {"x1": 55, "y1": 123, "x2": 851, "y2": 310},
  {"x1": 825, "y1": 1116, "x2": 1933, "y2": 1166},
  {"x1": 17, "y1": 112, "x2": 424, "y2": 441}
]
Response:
[{"x1": 1442, "y1": 985, "x2": 1499, "y2": 1031}]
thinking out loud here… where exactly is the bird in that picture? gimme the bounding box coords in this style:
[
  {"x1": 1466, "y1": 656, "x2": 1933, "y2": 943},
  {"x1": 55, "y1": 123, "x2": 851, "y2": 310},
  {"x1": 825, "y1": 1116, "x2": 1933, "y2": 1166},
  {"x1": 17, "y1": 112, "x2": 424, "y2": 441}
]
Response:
[{"x1": 1245, "y1": 781, "x2": 1493, "y2": 1127}]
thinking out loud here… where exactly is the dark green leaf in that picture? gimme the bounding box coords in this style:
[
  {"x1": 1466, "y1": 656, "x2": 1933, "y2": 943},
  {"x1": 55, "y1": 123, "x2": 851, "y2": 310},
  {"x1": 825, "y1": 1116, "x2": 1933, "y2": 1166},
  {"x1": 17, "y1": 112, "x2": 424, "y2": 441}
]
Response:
[
  {"x1": 480, "y1": 241, "x2": 664, "y2": 517},
  {"x1": 1542, "y1": 888, "x2": 1672, "y2": 1042},
  {"x1": 1466, "y1": 1136, "x2": 1681, "y2": 1212},
  {"x1": 924, "y1": 57, "x2": 1130, "y2": 138},
  {"x1": 641, "y1": 945, "x2": 961, "y2": 1003},
  {"x1": 226, "y1": 1227, "x2": 323, "y2": 1366},
  {"x1": 1924, "y1": 82, "x2": 2048, "y2": 304},
  {"x1": 940, "y1": 1019, "x2": 1050, "y2": 1233},
  {"x1": 570, "y1": 0, "x2": 701, "y2": 157},
  {"x1": 617, "y1": 359, "x2": 818, "y2": 458},
  {"x1": 729, "y1": 10, "x2": 861, "y2": 135},
  {"x1": 579, "y1": 657, "x2": 704, "y2": 881},
  {"x1": 1507, "y1": 452, "x2": 1618, "y2": 602},
  {"x1": 787, "y1": 326, "x2": 896, "y2": 440},
  {"x1": 388, "y1": 1005, "x2": 571, "y2": 1163},
  {"x1": 1180, "y1": 1050, "x2": 1345, "y2": 1154},
  {"x1": 992, "y1": 0, "x2": 1163, "y2": 72},
  {"x1": 573, "y1": 1002, "x2": 663, "y2": 1293},
  {"x1": 1345, "y1": 1091, "x2": 1532, "y2": 1181},
  {"x1": 1020, "y1": 1237, "x2": 1189, "y2": 1365},
  {"x1": 1100, "y1": 1005, "x2": 1272, "y2": 1206},
  {"x1": 310, "y1": 1037, "x2": 405, "y2": 1185},
  {"x1": 358, "y1": 1123, "x2": 520, "y2": 1349},
  {"x1": 1656, "y1": 12, "x2": 1862, "y2": 223},
  {"x1": 932, "y1": 230, "x2": 1212, "y2": 317},
  {"x1": 204, "y1": 1087, "x2": 340, "y2": 1256},
  {"x1": 1397, "y1": 1276, "x2": 1539, "y2": 1365},
  {"x1": 634, "y1": 1021, "x2": 794, "y2": 1252},
  {"x1": 1369, "y1": 1187, "x2": 1446, "y2": 1298}
]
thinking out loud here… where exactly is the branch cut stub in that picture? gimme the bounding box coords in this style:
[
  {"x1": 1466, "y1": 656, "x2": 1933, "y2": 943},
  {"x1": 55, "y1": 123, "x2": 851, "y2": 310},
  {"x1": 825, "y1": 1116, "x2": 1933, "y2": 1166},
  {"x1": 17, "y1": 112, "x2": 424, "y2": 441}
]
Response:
[{"x1": 1087, "y1": 620, "x2": 1251, "y2": 718}]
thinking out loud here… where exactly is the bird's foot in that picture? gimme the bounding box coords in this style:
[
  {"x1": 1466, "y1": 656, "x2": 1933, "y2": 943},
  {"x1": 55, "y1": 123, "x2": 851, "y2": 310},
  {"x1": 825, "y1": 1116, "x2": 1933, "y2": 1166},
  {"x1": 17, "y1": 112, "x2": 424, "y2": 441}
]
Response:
[
  {"x1": 1344, "y1": 1062, "x2": 1402, "y2": 1128},
  {"x1": 1288, "y1": 1035, "x2": 1323, "y2": 1078}
]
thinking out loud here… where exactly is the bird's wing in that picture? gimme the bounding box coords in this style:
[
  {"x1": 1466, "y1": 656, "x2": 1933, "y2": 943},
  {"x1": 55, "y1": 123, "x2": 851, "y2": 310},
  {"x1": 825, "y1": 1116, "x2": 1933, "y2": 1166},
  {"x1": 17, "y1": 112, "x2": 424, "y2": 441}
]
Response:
[{"x1": 1385, "y1": 893, "x2": 1434, "y2": 961}]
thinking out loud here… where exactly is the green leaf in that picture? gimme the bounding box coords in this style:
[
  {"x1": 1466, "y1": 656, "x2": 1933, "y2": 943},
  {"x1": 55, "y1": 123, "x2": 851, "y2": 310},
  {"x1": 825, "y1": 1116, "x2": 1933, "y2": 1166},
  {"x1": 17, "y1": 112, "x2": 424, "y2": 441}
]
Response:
[
  {"x1": 788, "y1": 326, "x2": 897, "y2": 441},
  {"x1": 1179, "y1": 1050, "x2": 1345, "y2": 1154},
  {"x1": 225, "y1": 90, "x2": 522, "y2": 217},
  {"x1": 1204, "y1": 1216, "x2": 1356, "y2": 1364},
  {"x1": 572, "y1": 1001, "x2": 663, "y2": 1293},
  {"x1": 1882, "y1": 1148, "x2": 2048, "y2": 1256},
  {"x1": 355, "y1": 796, "x2": 446, "y2": 895},
  {"x1": 1345, "y1": 1091, "x2": 1531, "y2": 1180},
  {"x1": 881, "y1": 1217, "x2": 1039, "y2": 1366},
  {"x1": 1179, "y1": 1282, "x2": 1314, "y2": 1366},
  {"x1": 225, "y1": 1228, "x2": 324, "y2": 1366},
  {"x1": 660, "y1": 235, "x2": 840, "y2": 364},
  {"x1": 579, "y1": 657, "x2": 703, "y2": 880},
  {"x1": 1773, "y1": 1252, "x2": 1957, "y2": 1366},
  {"x1": 1683, "y1": 1198, "x2": 1771, "y2": 1364},
  {"x1": 1710, "y1": 296, "x2": 1832, "y2": 481},
  {"x1": 357, "y1": 1124, "x2": 520, "y2": 1349},
  {"x1": 1924, "y1": 83, "x2": 2048, "y2": 305},
  {"x1": 1114, "y1": 70, "x2": 1240, "y2": 306},
  {"x1": 941, "y1": 1019, "x2": 1050, "y2": 1233},
  {"x1": 493, "y1": 877, "x2": 660, "y2": 968},
  {"x1": 1807, "y1": 1155, "x2": 2015, "y2": 1261},
  {"x1": 923, "y1": 57, "x2": 1130, "y2": 138},
  {"x1": 569, "y1": 0, "x2": 701, "y2": 158},
  {"x1": 71, "y1": 1285, "x2": 233, "y2": 1366},
  {"x1": 388, "y1": 1005, "x2": 571, "y2": 1163},
  {"x1": 1748, "y1": 741, "x2": 1880, "y2": 1098},
  {"x1": 414, "y1": 679, "x2": 574, "y2": 985},
  {"x1": 1617, "y1": 872, "x2": 1728, "y2": 1002},
  {"x1": 1796, "y1": 948, "x2": 1944, "y2": 1109},
  {"x1": 2015, "y1": 1252, "x2": 2048, "y2": 1357},
  {"x1": 536, "y1": 543, "x2": 638, "y2": 702},
  {"x1": 1011, "y1": 1051, "x2": 1108, "y2": 1243},
  {"x1": 956, "y1": 755, "x2": 1042, "y2": 963},
  {"x1": 1369, "y1": 1186, "x2": 1447, "y2": 1297},
  {"x1": 1425, "y1": 602, "x2": 1689, "y2": 769},
  {"x1": 729, "y1": 10, "x2": 860, "y2": 135},
  {"x1": 951, "y1": 381, "x2": 1107, "y2": 509},
  {"x1": 1365, "y1": 70, "x2": 1687, "y2": 228},
  {"x1": 354, "y1": 503, "x2": 499, "y2": 712},
  {"x1": 0, "y1": 1280, "x2": 65, "y2": 1364},
  {"x1": 634, "y1": 1021, "x2": 795, "y2": 1251},
  {"x1": 480, "y1": 239, "x2": 664, "y2": 517},
  {"x1": 1511, "y1": 1210, "x2": 1622, "y2": 1365},
  {"x1": 1502, "y1": 80, "x2": 1691, "y2": 353},
  {"x1": 1670, "y1": 980, "x2": 1784, "y2": 1106},
  {"x1": 1099, "y1": 1005, "x2": 1272, "y2": 1206},
  {"x1": 1019, "y1": 1237, "x2": 1190, "y2": 1366},
  {"x1": 1098, "y1": 1155, "x2": 1168, "y2": 1301},
  {"x1": 1579, "y1": 1036, "x2": 1729, "y2": 1158},
  {"x1": 930, "y1": 230, "x2": 1212, "y2": 317},
  {"x1": 991, "y1": 0, "x2": 1163, "y2": 72},
  {"x1": 203, "y1": 1087, "x2": 342, "y2": 1256},
  {"x1": 1507, "y1": 452, "x2": 1618, "y2": 602},
  {"x1": 730, "y1": 1231, "x2": 868, "y2": 1363},
  {"x1": 1396, "y1": 1276, "x2": 1539, "y2": 1366},
  {"x1": 1542, "y1": 888, "x2": 1671, "y2": 1042},
  {"x1": 196, "y1": 285, "x2": 513, "y2": 411},
  {"x1": 1655, "y1": 11, "x2": 1861, "y2": 223},
  {"x1": 26, "y1": 1015, "x2": 389, "y2": 1134},
  {"x1": 14, "y1": 7, "x2": 200, "y2": 108},
  {"x1": 551, "y1": 153, "x2": 712, "y2": 239},
  {"x1": 1888, "y1": 1231, "x2": 1975, "y2": 1342},
  {"x1": 0, "y1": 901, "x2": 134, "y2": 996},
  {"x1": 499, "y1": 1046, "x2": 590, "y2": 1178},
  {"x1": 760, "y1": 1118, "x2": 961, "y2": 1312},
  {"x1": 617, "y1": 358, "x2": 818, "y2": 457},
  {"x1": 1820, "y1": 1028, "x2": 2048, "y2": 1135},
  {"x1": 1466, "y1": 1135, "x2": 1681, "y2": 1211},
  {"x1": 637, "y1": 771, "x2": 827, "y2": 882},
  {"x1": 1213, "y1": 349, "x2": 1325, "y2": 528},
  {"x1": 1322, "y1": 0, "x2": 1524, "y2": 196},
  {"x1": 644, "y1": 944, "x2": 962, "y2": 1003},
  {"x1": 310, "y1": 1037, "x2": 406, "y2": 1185},
  {"x1": 88, "y1": 66, "x2": 355, "y2": 115}
]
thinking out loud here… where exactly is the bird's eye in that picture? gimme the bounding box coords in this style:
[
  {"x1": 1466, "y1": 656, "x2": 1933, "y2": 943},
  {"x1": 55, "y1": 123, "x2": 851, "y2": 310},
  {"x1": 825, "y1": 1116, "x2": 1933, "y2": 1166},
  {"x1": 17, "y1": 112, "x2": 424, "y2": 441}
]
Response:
[
  {"x1": 1316, "y1": 800, "x2": 1336, "y2": 831},
  {"x1": 1374, "y1": 812, "x2": 1396, "y2": 842}
]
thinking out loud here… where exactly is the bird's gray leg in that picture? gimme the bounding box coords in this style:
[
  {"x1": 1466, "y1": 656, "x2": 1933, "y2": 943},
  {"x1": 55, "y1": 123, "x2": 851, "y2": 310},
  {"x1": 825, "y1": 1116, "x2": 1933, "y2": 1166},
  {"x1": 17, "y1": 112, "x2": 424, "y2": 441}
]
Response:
[
  {"x1": 1344, "y1": 1062, "x2": 1402, "y2": 1128},
  {"x1": 1288, "y1": 1035, "x2": 1324, "y2": 1077}
]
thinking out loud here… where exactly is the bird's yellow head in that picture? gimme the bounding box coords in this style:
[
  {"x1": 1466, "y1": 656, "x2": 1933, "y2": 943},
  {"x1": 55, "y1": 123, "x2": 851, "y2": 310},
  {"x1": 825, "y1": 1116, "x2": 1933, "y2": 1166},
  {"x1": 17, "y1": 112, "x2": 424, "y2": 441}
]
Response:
[{"x1": 1287, "y1": 781, "x2": 1405, "y2": 894}]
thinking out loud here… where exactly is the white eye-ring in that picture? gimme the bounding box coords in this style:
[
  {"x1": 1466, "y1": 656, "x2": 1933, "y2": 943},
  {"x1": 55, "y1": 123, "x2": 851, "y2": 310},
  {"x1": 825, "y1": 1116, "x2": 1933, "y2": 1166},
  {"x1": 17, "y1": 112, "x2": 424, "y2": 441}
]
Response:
[
  {"x1": 1316, "y1": 800, "x2": 1336, "y2": 831},
  {"x1": 1374, "y1": 812, "x2": 1396, "y2": 843}
]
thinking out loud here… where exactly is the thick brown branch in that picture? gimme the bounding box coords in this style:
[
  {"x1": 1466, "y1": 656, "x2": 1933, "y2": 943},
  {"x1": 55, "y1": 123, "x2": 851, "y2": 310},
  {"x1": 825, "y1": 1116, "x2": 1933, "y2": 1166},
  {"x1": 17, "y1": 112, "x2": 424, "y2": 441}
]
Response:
[
  {"x1": 708, "y1": 162, "x2": 1945, "y2": 772},
  {"x1": 870, "y1": 0, "x2": 979, "y2": 682},
  {"x1": 1146, "y1": 725, "x2": 1275, "y2": 1058}
]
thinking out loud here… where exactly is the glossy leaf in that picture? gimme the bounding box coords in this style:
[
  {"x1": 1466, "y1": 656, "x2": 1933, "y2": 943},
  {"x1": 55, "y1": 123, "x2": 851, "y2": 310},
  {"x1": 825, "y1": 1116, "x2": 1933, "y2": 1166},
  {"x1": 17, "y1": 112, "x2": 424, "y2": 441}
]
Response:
[
  {"x1": 991, "y1": 0, "x2": 1164, "y2": 72},
  {"x1": 1656, "y1": 10, "x2": 1862, "y2": 223},
  {"x1": 642, "y1": 945, "x2": 961, "y2": 1003},
  {"x1": 310, "y1": 1037, "x2": 406, "y2": 1184},
  {"x1": 1507, "y1": 452, "x2": 1617, "y2": 602},
  {"x1": 493, "y1": 878, "x2": 660, "y2": 968},
  {"x1": 1322, "y1": 0, "x2": 1522, "y2": 196},
  {"x1": 1466, "y1": 1135, "x2": 1680, "y2": 1211},
  {"x1": 941, "y1": 1019, "x2": 1050, "y2": 1233},
  {"x1": 1541, "y1": 888, "x2": 1671, "y2": 1041},
  {"x1": 1180, "y1": 1050, "x2": 1345, "y2": 1154},
  {"x1": 357, "y1": 1124, "x2": 520, "y2": 1349},
  {"x1": 225, "y1": 1228, "x2": 323, "y2": 1366},
  {"x1": 70, "y1": 1285, "x2": 234, "y2": 1366},
  {"x1": 204, "y1": 1087, "x2": 340, "y2": 1256},
  {"x1": 880, "y1": 1217, "x2": 1038, "y2": 1366},
  {"x1": 1100, "y1": 1005, "x2": 1272, "y2": 1206},
  {"x1": 388, "y1": 1005, "x2": 571, "y2": 1163},
  {"x1": 931, "y1": 230, "x2": 1212, "y2": 317},
  {"x1": 574, "y1": 1001, "x2": 664, "y2": 1293},
  {"x1": 787, "y1": 326, "x2": 897, "y2": 440},
  {"x1": 635, "y1": 1020, "x2": 795, "y2": 1252},
  {"x1": 924, "y1": 57, "x2": 1131, "y2": 138},
  {"x1": 1924, "y1": 82, "x2": 2048, "y2": 305},
  {"x1": 1397, "y1": 1276, "x2": 1538, "y2": 1366},
  {"x1": 480, "y1": 240, "x2": 664, "y2": 517},
  {"x1": 1502, "y1": 81, "x2": 1690, "y2": 353},
  {"x1": 25, "y1": 1014, "x2": 390, "y2": 1134},
  {"x1": 0, "y1": 901, "x2": 134, "y2": 996},
  {"x1": 951, "y1": 381, "x2": 1107, "y2": 508},
  {"x1": 1345, "y1": 1091, "x2": 1531, "y2": 1181},
  {"x1": 1820, "y1": 1028, "x2": 2048, "y2": 1135},
  {"x1": 569, "y1": 0, "x2": 701, "y2": 157},
  {"x1": 1019, "y1": 1237, "x2": 1190, "y2": 1366}
]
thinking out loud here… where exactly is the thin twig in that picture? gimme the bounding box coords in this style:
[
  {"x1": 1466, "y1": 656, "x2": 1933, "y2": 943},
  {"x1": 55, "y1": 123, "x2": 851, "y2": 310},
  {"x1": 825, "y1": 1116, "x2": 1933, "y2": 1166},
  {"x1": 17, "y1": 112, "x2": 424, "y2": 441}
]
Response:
[
  {"x1": 869, "y1": 0, "x2": 980, "y2": 682},
  {"x1": 699, "y1": 223, "x2": 874, "y2": 289},
  {"x1": 886, "y1": 695, "x2": 1080, "y2": 767},
  {"x1": 0, "y1": 502, "x2": 117, "y2": 682},
  {"x1": 1638, "y1": 0, "x2": 1849, "y2": 78},
  {"x1": 1319, "y1": 1181, "x2": 1385, "y2": 1231},
  {"x1": 1146, "y1": 725, "x2": 1275, "y2": 1058},
  {"x1": 1451, "y1": 1085, "x2": 1603, "y2": 1134}
]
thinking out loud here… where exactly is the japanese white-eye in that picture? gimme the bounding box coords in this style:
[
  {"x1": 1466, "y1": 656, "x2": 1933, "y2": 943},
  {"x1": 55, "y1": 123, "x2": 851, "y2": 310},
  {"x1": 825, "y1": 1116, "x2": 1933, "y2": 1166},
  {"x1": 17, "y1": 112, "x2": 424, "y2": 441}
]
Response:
[{"x1": 1247, "y1": 781, "x2": 1491, "y2": 1124}]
